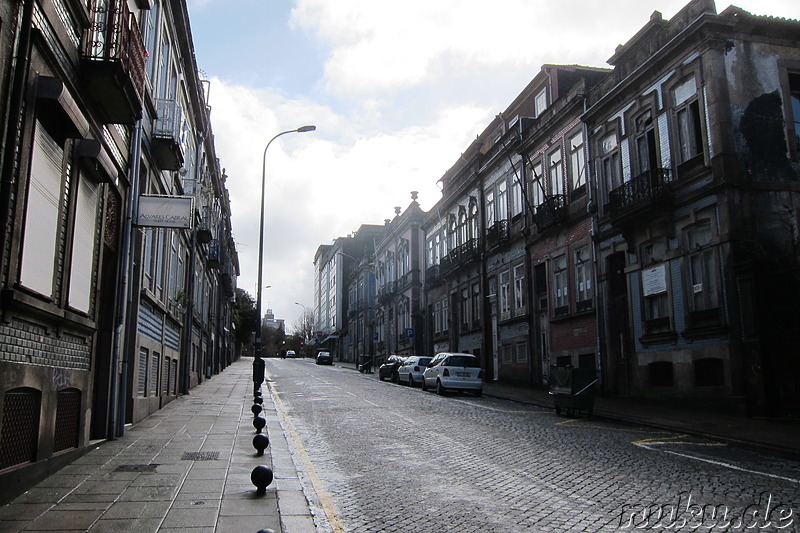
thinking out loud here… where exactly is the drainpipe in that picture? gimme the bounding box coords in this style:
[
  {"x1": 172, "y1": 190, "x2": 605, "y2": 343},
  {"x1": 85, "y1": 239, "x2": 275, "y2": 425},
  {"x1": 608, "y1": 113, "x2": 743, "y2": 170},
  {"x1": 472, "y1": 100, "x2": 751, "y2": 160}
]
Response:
[
  {"x1": 112, "y1": 120, "x2": 143, "y2": 438},
  {"x1": 0, "y1": 0, "x2": 35, "y2": 263}
]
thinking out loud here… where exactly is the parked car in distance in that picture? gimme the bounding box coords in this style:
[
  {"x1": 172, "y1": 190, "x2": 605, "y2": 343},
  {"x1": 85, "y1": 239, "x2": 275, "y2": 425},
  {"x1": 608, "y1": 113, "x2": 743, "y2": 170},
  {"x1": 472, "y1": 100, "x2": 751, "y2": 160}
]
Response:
[
  {"x1": 285, "y1": 350, "x2": 296, "y2": 358},
  {"x1": 422, "y1": 352, "x2": 483, "y2": 396},
  {"x1": 397, "y1": 356, "x2": 433, "y2": 387},
  {"x1": 378, "y1": 355, "x2": 406, "y2": 382},
  {"x1": 315, "y1": 351, "x2": 333, "y2": 365}
]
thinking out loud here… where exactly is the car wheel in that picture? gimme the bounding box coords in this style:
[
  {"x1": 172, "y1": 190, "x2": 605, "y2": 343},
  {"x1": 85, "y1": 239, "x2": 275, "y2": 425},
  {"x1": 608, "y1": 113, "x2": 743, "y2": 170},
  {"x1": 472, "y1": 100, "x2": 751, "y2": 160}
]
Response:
[
  {"x1": 391, "y1": 372, "x2": 399, "y2": 384},
  {"x1": 421, "y1": 379, "x2": 428, "y2": 392},
  {"x1": 408, "y1": 375, "x2": 415, "y2": 387},
  {"x1": 436, "y1": 380, "x2": 446, "y2": 396}
]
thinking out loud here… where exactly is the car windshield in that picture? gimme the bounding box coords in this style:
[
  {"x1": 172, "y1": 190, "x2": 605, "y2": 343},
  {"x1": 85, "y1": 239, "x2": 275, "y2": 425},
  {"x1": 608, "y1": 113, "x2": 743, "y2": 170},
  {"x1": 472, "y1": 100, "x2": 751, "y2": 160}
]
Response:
[
  {"x1": 418, "y1": 358, "x2": 432, "y2": 366},
  {"x1": 446, "y1": 356, "x2": 479, "y2": 368}
]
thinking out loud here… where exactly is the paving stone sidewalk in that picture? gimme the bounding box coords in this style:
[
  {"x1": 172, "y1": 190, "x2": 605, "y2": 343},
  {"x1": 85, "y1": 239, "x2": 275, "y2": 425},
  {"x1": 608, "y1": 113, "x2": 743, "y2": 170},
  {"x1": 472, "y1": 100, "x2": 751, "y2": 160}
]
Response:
[{"x1": 0, "y1": 358, "x2": 317, "y2": 533}]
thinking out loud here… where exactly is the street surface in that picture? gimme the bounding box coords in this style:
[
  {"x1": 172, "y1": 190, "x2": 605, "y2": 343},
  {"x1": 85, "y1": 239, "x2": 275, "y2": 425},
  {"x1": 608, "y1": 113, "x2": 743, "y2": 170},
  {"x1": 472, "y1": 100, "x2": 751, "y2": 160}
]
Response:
[{"x1": 265, "y1": 358, "x2": 799, "y2": 533}]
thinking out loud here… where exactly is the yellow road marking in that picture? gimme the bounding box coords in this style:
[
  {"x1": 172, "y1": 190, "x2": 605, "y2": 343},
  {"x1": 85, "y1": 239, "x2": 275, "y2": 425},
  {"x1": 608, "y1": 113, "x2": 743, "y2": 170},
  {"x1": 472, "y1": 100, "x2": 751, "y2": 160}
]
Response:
[
  {"x1": 271, "y1": 387, "x2": 347, "y2": 533},
  {"x1": 631, "y1": 434, "x2": 690, "y2": 445}
]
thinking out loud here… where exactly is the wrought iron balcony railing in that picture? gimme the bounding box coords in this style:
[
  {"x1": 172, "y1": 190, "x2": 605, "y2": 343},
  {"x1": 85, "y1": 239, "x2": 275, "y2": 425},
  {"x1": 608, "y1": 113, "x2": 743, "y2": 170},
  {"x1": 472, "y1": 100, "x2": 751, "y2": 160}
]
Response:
[
  {"x1": 82, "y1": 0, "x2": 146, "y2": 124},
  {"x1": 534, "y1": 195, "x2": 567, "y2": 231},
  {"x1": 152, "y1": 99, "x2": 185, "y2": 170},
  {"x1": 608, "y1": 168, "x2": 673, "y2": 222}
]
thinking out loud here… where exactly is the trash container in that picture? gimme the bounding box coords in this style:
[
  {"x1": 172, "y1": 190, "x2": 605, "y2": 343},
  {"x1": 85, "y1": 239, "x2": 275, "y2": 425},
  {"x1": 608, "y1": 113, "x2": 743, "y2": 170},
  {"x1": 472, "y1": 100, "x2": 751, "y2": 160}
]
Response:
[{"x1": 548, "y1": 365, "x2": 597, "y2": 417}]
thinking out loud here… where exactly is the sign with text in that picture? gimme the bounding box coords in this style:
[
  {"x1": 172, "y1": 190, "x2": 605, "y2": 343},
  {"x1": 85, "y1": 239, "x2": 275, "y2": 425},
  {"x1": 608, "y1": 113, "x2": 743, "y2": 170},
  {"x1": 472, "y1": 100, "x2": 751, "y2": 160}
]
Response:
[
  {"x1": 137, "y1": 195, "x2": 193, "y2": 229},
  {"x1": 642, "y1": 264, "x2": 667, "y2": 296}
]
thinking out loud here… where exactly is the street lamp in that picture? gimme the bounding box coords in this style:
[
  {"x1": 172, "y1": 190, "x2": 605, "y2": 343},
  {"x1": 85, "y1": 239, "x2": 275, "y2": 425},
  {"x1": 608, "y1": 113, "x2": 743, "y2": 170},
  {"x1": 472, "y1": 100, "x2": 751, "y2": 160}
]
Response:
[{"x1": 254, "y1": 126, "x2": 316, "y2": 379}]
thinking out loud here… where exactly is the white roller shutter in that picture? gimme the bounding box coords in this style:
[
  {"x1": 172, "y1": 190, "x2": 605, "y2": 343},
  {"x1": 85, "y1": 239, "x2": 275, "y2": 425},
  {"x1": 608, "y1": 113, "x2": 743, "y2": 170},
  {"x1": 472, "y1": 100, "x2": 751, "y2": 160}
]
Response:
[{"x1": 20, "y1": 122, "x2": 62, "y2": 296}]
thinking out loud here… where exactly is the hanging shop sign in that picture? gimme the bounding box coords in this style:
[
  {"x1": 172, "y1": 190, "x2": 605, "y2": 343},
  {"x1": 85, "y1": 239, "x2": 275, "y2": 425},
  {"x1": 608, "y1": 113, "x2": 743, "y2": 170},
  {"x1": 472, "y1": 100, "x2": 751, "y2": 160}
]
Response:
[{"x1": 137, "y1": 195, "x2": 193, "y2": 229}]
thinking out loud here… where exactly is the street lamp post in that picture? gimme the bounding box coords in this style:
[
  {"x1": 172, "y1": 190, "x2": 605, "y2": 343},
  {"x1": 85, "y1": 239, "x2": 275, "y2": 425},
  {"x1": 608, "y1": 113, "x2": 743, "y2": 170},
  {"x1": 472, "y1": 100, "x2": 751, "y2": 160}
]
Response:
[{"x1": 254, "y1": 126, "x2": 315, "y2": 384}]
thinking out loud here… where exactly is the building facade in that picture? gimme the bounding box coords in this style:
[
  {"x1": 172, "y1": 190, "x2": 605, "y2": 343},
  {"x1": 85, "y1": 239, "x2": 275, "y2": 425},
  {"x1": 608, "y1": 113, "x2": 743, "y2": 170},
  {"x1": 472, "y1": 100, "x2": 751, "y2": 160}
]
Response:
[
  {"x1": 316, "y1": 0, "x2": 800, "y2": 416},
  {"x1": 0, "y1": 0, "x2": 237, "y2": 500},
  {"x1": 585, "y1": 0, "x2": 800, "y2": 414}
]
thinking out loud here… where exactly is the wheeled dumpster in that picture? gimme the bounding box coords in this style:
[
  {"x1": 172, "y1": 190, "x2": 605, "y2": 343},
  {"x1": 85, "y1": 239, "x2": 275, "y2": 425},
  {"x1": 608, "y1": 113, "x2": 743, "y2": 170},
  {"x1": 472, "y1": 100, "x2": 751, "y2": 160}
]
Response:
[{"x1": 548, "y1": 366, "x2": 598, "y2": 417}]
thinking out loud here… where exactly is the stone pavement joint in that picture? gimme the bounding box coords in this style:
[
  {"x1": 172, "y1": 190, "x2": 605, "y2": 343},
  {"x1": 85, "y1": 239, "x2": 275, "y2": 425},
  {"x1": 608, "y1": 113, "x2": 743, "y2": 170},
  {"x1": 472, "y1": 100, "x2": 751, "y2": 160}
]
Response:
[{"x1": 0, "y1": 358, "x2": 318, "y2": 533}]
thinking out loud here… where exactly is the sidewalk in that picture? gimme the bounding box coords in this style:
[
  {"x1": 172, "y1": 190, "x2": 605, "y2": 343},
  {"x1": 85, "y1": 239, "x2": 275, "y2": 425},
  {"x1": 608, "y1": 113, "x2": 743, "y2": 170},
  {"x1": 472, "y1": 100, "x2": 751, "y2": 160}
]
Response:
[
  {"x1": 0, "y1": 358, "x2": 316, "y2": 533},
  {"x1": 340, "y1": 360, "x2": 800, "y2": 460}
]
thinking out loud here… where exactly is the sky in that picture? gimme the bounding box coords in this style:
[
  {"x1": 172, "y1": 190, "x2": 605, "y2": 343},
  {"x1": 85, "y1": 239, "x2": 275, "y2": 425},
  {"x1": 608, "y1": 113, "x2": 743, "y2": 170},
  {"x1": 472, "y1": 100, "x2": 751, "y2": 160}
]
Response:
[{"x1": 184, "y1": 0, "x2": 798, "y2": 332}]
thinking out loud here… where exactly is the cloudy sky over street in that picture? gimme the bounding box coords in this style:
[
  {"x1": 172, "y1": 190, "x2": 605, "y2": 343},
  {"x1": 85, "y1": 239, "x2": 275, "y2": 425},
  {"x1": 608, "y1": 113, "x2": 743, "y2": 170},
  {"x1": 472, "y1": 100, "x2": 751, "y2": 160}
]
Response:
[{"x1": 185, "y1": 0, "x2": 797, "y2": 331}]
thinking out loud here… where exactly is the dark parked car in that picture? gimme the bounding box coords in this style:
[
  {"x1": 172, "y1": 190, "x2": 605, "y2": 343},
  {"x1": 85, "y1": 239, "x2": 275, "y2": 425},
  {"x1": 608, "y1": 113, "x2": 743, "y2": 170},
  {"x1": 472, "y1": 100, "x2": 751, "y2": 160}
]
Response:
[
  {"x1": 316, "y1": 351, "x2": 333, "y2": 365},
  {"x1": 378, "y1": 355, "x2": 406, "y2": 382}
]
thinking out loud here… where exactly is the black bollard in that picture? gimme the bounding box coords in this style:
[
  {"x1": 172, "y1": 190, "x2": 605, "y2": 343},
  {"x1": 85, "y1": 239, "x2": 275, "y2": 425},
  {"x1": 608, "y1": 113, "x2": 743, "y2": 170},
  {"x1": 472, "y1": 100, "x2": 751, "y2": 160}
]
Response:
[
  {"x1": 251, "y1": 404, "x2": 263, "y2": 416},
  {"x1": 253, "y1": 415, "x2": 266, "y2": 433},
  {"x1": 251, "y1": 465, "x2": 274, "y2": 494},
  {"x1": 253, "y1": 434, "x2": 270, "y2": 456}
]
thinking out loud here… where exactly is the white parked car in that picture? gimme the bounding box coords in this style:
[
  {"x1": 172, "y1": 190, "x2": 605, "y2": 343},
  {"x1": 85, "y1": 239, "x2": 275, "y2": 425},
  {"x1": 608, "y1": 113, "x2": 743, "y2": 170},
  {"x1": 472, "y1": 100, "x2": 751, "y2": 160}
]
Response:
[
  {"x1": 397, "y1": 356, "x2": 433, "y2": 387},
  {"x1": 422, "y1": 352, "x2": 483, "y2": 396}
]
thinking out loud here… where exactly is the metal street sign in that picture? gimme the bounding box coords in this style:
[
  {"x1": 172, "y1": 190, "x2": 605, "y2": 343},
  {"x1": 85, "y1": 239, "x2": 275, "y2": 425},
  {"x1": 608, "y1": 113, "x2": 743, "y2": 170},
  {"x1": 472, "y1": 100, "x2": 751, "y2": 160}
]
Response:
[
  {"x1": 137, "y1": 195, "x2": 193, "y2": 229},
  {"x1": 406, "y1": 328, "x2": 414, "y2": 338}
]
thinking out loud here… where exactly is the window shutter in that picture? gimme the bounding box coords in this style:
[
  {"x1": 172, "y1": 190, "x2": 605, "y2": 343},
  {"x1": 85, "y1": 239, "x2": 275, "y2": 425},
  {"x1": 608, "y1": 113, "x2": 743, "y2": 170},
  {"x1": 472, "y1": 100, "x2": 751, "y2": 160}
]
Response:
[
  {"x1": 68, "y1": 170, "x2": 99, "y2": 313},
  {"x1": 20, "y1": 123, "x2": 62, "y2": 296}
]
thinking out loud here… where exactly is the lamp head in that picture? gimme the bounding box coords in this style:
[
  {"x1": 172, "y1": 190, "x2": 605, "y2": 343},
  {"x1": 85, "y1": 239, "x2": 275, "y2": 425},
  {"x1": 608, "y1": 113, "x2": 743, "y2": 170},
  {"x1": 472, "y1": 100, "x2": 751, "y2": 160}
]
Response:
[{"x1": 297, "y1": 125, "x2": 316, "y2": 133}]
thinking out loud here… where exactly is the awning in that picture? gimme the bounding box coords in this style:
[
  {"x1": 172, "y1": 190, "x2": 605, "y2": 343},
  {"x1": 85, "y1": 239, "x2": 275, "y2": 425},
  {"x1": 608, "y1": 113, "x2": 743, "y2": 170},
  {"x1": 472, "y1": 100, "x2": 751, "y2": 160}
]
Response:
[{"x1": 321, "y1": 334, "x2": 339, "y2": 343}]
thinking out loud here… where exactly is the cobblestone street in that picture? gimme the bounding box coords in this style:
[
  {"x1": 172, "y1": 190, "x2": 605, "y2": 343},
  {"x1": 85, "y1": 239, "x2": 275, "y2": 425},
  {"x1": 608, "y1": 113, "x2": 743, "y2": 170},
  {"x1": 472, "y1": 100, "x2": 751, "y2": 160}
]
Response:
[{"x1": 266, "y1": 359, "x2": 800, "y2": 533}]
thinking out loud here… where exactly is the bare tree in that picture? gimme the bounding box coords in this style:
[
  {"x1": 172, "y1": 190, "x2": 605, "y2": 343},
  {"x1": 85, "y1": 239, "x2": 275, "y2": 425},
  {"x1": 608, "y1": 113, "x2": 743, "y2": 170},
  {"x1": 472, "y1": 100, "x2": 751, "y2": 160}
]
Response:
[{"x1": 291, "y1": 309, "x2": 315, "y2": 348}]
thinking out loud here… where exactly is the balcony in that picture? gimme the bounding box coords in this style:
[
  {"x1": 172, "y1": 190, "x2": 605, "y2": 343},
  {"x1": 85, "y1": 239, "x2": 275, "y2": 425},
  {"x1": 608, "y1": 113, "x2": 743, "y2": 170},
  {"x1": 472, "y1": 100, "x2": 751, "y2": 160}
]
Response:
[
  {"x1": 425, "y1": 264, "x2": 442, "y2": 287},
  {"x1": 152, "y1": 99, "x2": 185, "y2": 170},
  {"x1": 206, "y1": 240, "x2": 222, "y2": 269},
  {"x1": 82, "y1": 0, "x2": 145, "y2": 124},
  {"x1": 534, "y1": 195, "x2": 568, "y2": 231},
  {"x1": 486, "y1": 221, "x2": 510, "y2": 248},
  {"x1": 608, "y1": 168, "x2": 673, "y2": 226}
]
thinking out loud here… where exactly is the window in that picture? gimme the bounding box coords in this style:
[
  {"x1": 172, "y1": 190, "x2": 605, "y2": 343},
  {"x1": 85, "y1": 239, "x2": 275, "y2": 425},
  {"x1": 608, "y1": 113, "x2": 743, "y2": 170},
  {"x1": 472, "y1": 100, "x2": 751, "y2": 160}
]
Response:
[
  {"x1": 427, "y1": 238, "x2": 435, "y2": 268},
  {"x1": 553, "y1": 255, "x2": 568, "y2": 316},
  {"x1": 471, "y1": 282, "x2": 481, "y2": 324},
  {"x1": 20, "y1": 121, "x2": 63, "y2": 297},
  {"x1": 442, "y1": 297, "x2": 449, "y2": 332},
  {"x1": 548, "y1": 148, "x2": 564, "y2": 196},
  {"x1": 434, "y1": 301, "x2": 442, "y2": 334},
  {"x1": 673, "y1": 78, "x2": 704, "y2": 165},
  {"x1": 641, "y1": 246, "x2": 671, "y2": 335},
  {"x1": 535, "y1": 89, "x2": 547, "y2": 117},
  {"x1": 513, "y1": 264, "x2": 526, "y2": 311},
  {"x1": 68, "y1": 171, "x2": 99, "y2": 313},
  {"x1": 599, "y1": 133, "x2": 621, "y2": 206},
  {"x1": 530, "y1": 159, "x2": 544, "y2": 209},
  {"x1": 516, "y1": 341, "x2": 528, "y2": 364},
  {"x1": 497, "y1": 180, "x2": 508, "y2": 222},
  {"x1": 458, "y1": 208, "x2": 467, "y2": 246},
  {"x1": 499, "y1": 271, "x2": 511, "y2": 317},
  {"x1": 511, "y1": 174, "x2": 523, "y2": 217},
  {"x1": 635, "y1": 110, "x2": 658, "y2": 175},
  {"x1": 686, "y1": 221, "x2": 720, "y2": 327},
  {"x1": 469, "y1": 200, "x2": 478, "y2": 241},
  {"x1": 568, "y1": 131, "x2": 586, "y2": 194},
  {"x1": 486, "y1": 190, "x2": 495, "y2": 228},
  {"x1": 501, "y1": 344, "x2": 513, "y2": 364},
  {"x1": 575, "y1": 247, "x2": 592, "y2": 311}
]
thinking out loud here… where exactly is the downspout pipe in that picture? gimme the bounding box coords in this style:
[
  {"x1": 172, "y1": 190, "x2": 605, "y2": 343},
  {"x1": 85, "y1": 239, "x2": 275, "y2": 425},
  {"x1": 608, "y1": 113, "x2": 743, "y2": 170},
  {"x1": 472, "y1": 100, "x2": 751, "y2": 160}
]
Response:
[
  {"x1": 113, "y1": 121, "x2": 143, "y2": 438},
  {"x1": 0, "y1": 0, "x2": 35, "y2": 265}
]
